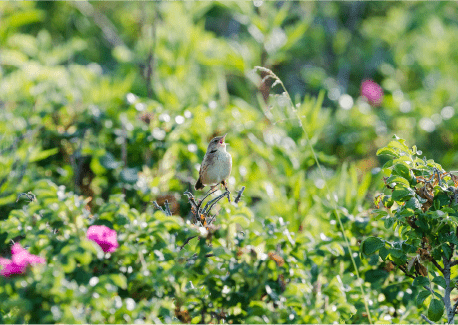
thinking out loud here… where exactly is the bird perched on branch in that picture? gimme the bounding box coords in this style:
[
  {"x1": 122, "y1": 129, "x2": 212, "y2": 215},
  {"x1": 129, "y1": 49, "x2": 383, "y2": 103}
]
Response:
[{"x1": 195, "y1": 134, "x2": 232, "y2": 192}]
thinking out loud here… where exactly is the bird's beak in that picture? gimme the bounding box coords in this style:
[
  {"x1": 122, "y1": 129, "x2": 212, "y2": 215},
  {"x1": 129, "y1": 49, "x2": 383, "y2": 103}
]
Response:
[{"x1": 220, "y1": 133, "x2": 227, "y2": 144}]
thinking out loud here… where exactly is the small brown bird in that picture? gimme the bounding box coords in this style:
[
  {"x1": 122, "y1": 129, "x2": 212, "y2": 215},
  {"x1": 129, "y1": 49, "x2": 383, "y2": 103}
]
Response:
[{"x1": 195, "y1": 134, "x2": 232, "y2": 191}]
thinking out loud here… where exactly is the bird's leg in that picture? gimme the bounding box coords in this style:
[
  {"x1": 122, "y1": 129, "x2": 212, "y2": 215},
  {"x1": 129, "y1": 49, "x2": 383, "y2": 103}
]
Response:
[
  {"x1": 221, "y1": 180, "x2": 231, "y2": 203},
  {"x1": 203, "y1": 186, "x2": 216, "y2": 198},
  {"x1": 197, "y1": 187, "x2": 218, "y2": 214}
]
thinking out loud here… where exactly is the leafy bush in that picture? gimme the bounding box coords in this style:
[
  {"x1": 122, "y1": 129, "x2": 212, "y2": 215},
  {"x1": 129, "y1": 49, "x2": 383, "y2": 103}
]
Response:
[
  {"x1": 1, "y1": 178, "x2": 360, "y2": 323},
  {"x1": 2, "y1": 2, "x2": 458, "y2": 323},
  {"x1": 363, "y1": 136, "x2": 458, "y2": 323}
]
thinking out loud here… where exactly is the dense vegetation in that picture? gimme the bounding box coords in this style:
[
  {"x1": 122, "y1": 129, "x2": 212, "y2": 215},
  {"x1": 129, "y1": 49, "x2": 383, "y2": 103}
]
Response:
[{"x1": 1, "y1": 2, "x2": 458, "y2": 323}]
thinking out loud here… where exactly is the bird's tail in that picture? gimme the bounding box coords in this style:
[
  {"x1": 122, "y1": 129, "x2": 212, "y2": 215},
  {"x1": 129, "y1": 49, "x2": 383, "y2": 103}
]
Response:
[{"x1": 195, "y1": 177, "x2": 204, "y2": 190}]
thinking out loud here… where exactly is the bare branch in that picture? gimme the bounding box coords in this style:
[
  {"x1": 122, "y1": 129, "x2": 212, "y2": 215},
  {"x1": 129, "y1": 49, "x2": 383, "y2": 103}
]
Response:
[
  {"x1": 234, "y1": 186, "x2": 246, "y2": 204},
  {"x1": 179, "y1": 235, "x2": 197, "y2": 251},
  {"x1": 203, "y1": 191, "x2": 229, "y2": 216},
  {"x1": 164, "y1": 200, "x2": 172, "y2": 216},
  {"x1": 421, "y1": 314, "x2": 434, "y2": 324},
  {"x1": 183, "y1": 190, "x2": 199, "y2": 212},
  {"x1": 399, "y1": 265, "x2": 435, "y2": 295},
  {"x1": 431, "y1": 258, "x2": 444, "y2": 273},
  {"x1": 152, "y1": 201, "x2": 165, "y2": 213},
  {"x1": 16, "y1": 192, "x2": 37, "y2": 203},
  {"x1": 452, "y1": 299, "x2": 458, "y2": 316}
]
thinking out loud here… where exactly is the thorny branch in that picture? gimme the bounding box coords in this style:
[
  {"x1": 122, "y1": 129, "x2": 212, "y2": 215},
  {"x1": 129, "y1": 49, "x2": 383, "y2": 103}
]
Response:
[{"x1": 154, "y1": 186, "x2": 246, "y2": 253}]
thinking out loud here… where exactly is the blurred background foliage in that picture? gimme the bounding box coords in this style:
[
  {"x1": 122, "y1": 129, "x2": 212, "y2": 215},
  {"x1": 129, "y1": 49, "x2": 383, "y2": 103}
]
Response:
[{"x1": 1, "y1": 1, "x2": 458, "y2": 323}]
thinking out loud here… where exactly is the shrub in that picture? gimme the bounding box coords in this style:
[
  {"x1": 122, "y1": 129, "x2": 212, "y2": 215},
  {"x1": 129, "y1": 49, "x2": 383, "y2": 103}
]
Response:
[{"x1": 363, "y1": 136, "x2": 458, "y2": 323}]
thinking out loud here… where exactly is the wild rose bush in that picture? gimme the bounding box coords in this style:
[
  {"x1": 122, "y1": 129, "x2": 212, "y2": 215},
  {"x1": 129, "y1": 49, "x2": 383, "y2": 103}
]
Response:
[
  {"x1": 86, "y1": 225, "x2": 119, "y2": 253},
  {"x1": 0, "y1": 244, "x2": 46, "y2": 277},
  {"x1": 1, "y1": 179, "x2": 355, "y2": 323}
]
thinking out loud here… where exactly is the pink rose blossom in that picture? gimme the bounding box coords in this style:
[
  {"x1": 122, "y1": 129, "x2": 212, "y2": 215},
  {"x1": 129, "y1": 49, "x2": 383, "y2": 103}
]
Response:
[
  {"x1": 86, "y1": 225, "x2": 119, "y2": 253},
  {"x1": 0, "y1": 257, "x2": 26, "y2": 277},
  {"x1": 360, "y1": 79, "x2": 384, "y2": 106},
  {"x1": 0, "y1": 244, "x2": 46, "y2": 277}
]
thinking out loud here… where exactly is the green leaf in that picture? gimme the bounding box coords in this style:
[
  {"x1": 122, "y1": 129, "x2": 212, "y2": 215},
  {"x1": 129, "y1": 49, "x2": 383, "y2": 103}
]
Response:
[
  {"x1": 283, "y1": 21, "x2": 309, "y2": 50},
  {"x1": 361, "y1": 237, "x2": 385, "y2": 255},
  {"x1": 385, "y1": 175, "x2": 410, "y2": 187},
  {"x1": 382, "y1": 195, "x2": 394, "y2": 208},
  {"x1": 376, "y1": 147, "x2": 399, "y2": 158},
  {"x1": 379, "y1": 246, "x2": 390, "y2": 260},
  {"x1": 384, "y1": 217, "x2": 395, "y2": 229},
  {"x1": 109, "y1": 274, "x2": 127, "y2": 289},
  {"x1": 393, "y1": 163, "x2": 411, "y2": 180},
  {"x1": 365, "y1": 269, "x2": 388, "y2": 283},
  {"x1": 405, "y1": 197, "x2": 422, "y2": 210},
  {"x1": 387, "y1": 139, "x2": 410, "y2": 155},
  {"x1": 389, "y1": 248, "x2": 407, "y2": 265},
  {"x1": 29, "y1": 147, "x2": 59, "y2": 162},
  {"x1": 416, "y1": 290, "x2": 431, "y2": 307},
  {"x1": 412, "y1": 276, "x2": 429, "y2": 287},
  {"x1": 432, "y1": 276, "x2": 447, "y2": 289},
  {"x1": 61, "y1": 255, "x2": 76, "y2": 273},
  {"x1": 392, "y1": 186, "x2": 414, "y2": 201},
  {"x1": 442, "y1": 244, "x2": 452, "y2": 259},
  {"x1": 428, "y1": 298, "x2": 444, "y2": 322},
  {"x1": 373, "y1": 209, "x2": 388, "y2": 220},
  {"x1": 382, "y1": 284, "x2": 399, "y2": 303}
]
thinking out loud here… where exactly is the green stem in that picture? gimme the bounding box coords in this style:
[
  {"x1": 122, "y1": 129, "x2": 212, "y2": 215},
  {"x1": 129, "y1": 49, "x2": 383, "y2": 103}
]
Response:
[{"x1": 254, "y1": 66, "x2": 373, "y2": 324}]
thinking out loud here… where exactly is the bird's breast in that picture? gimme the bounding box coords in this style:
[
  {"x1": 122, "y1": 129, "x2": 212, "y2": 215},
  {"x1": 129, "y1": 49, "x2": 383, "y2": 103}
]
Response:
[{"x1": 201, "y1": 151, "x2": 232, "y2": 185}]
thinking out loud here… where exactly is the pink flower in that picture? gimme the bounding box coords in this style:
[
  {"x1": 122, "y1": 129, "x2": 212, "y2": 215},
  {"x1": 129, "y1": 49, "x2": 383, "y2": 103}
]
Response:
[
  {"x1": 0, "y1": 244, "x2": 46, "y2": 277},
  {"x1": 360, "y1": 79, "x2": 384, "y2": 106},
  {"x1": 0, "y1": 257, "x2": 25, "y2": 277},
  {"x1": 86, "y1": 225, "x2": 119, "y2": 253}
]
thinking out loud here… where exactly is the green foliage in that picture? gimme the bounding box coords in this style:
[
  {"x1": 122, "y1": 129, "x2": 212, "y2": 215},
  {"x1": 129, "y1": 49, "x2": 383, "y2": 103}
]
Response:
[
  {"x1": 0, "y1": 179, "x2": 360, "y2": 323},
  {"x1": 1, "y1": 2, "x2": 458, "y2": 323},
  {"x1": 363, "y1": 136, "x2": 458, "y2": 323}
]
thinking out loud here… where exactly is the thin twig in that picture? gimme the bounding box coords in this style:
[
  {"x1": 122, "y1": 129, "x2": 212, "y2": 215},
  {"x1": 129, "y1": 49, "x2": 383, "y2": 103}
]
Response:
[
  {"x1": 398, "y1": 265, "x2": 434, "y2": 295},
  {"x1": 450, "y1": 260, "x2": 458, "y2": 267},
  {"x1": 203, "y1": 191, "x2": 229, "y2": 216},
  {"x1": 193, "y1": 188, "x2": 218, "y2": 221},
  {"x1": 453, "y1": 299, "x2": 458, "y2": 315},
  {"x1": 207, "y1": 214, "x2": 216, "y2": 225},
  {"x1": 431, "y1": 259, "x2": 444, "y2": 273},
  {"x1": 164, "y1": 200, "x2": 172, "y2": 216},
  {"x1": 183, "y1": 190, "x2": 199, "y2": 212},
  {"x1": 234, "y1": 186, "x2": 245, "y2": 204},
  {"x1": 152, "y1": 201, "x2": 165, "y2": 213},
  {"x1": 16, "y1": 192, "x2": 37, "y2": 203},
  {"x1": 421, "y1": 314, "x2": 434, "y2": 324},
  {"x1": 187, "y1": 253, "x2": 215, "y2": 261},
  {"x1": 179, "y1": 236, "x2": 197, "y2": 251},
  {"x1": 254, "y1": 66, "x2": 373, "y2": 324}
]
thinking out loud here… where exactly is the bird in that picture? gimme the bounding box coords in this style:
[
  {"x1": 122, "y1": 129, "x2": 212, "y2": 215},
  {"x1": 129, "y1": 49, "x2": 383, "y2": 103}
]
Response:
[{"x1": 195, "y1": 134, "x2": 232, "y2": 192}]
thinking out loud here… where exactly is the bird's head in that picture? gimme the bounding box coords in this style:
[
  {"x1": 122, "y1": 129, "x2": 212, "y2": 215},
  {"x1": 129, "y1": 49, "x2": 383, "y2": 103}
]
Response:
[{"x1": 207, "y1": 133, "x2": 227, "y2": 152}]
